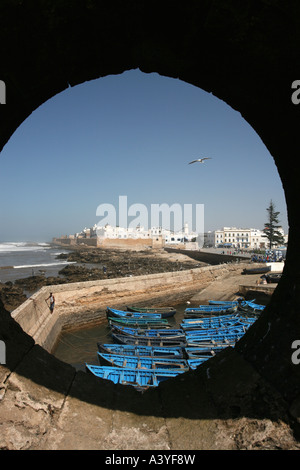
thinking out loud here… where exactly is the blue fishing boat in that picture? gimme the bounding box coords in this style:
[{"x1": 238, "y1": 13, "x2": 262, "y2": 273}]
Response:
[
  {"x1": 181, "y1": 315, "x2": 256, "y2": 331},
  {"x1": 106, "y1": 307, "x2": 162, "y2": 320},
  {"x1": 181, "y1": 313, "x2": 240, "y2": 324},
  {"x1": 97, "y1": 352, "x2": 189, "y2": 370},
  {"x1": 184, "y1": 305, "x2": 238, "y2": 317},
  {"x1": 107, "y1": 317, "x2": 169, "y2": 328},
  {"x1": 98, "y1": 343, "x2": 184, "y2": 358},
  {"x1": 186, "y1": 332, "x2": 244, "y2": 347},
  {"x1": 237, "y1": 300, "x2": 265, "y2": 314},
  {"x1": 85, "y1": 364, "x2": 186, "y2": 390},
  {"x1": 111, "y1": 332, "x2": 187, "y2": 347},
  {"x1": 208, "y1": 300, "x2": 242, "y2": 307},
  {"x1": 184, "y1": 346, "x2": 230, "y2": 357},
  {"x1": 184, "y1": 324, "x2": 250, "y2": 338},
  {"x1": 126, "y1": 305, "x2": 176, "y2": 318},
  {"x1": 187, "y1": 357, "x2": 211, "y2": 369},
  {"x1": 110, "y1": 324, "x2": 185, "y2": 339}
]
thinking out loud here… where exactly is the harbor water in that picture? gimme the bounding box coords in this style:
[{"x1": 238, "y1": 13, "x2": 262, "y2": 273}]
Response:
[{"x1": 52, "y1": 304, "x2": 189, "y2": 372}]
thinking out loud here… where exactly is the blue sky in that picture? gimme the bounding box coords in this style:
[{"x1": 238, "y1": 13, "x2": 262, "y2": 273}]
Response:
[{"x1": 0, "y1": 69, "x2": 288, "y2": 242}]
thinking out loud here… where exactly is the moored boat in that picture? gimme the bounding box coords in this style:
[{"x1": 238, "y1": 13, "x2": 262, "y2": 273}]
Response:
[
  {"x1": 187, "y1": 357, "x2": 211, "y2": 369},
  {"x1": 126, "y1": 305, "x2": 176, "y2": 318},
  {"x1": 242, "y1": 265, "x2": 271, "y2": 274},
  {"x1": 186, "y1": 332, "x2": 243, "y2": 347},
  {"x1": 97, "y1": 352, "x2": 189, "y2": 370},
  {"x1": 181, "y1": 315, "x2": 256, "y2": 331},
  {"x1": 97, "y1": 343, "x2": 184, "y2": 358},
  {"x1": 184, "y1": 305, "x2": 238, "y2": 318},
  {"x1": 106, "y1": 307, "x2": 162, "y2": 320},
  {"x1": 184, "y1": 324, "x2": 250, "y2": 338},
  {"x1": 85, "y1": 364, "x2": 186, "y2": 390},
  {"x1": 237, "y1": 300, "x2": 265, "y2": 314},
  {"x1": 111, "y1": 332, "x2": 187, "y2": 348},
  {"x1": 110, "y1": 324, "x2": 185, "y2": 339},
  {"x1": 208, "y1": 299, "x2": 243, "y2": 307},
  {"x1": 184, "y1": 346, "x2": 229, "y2": 358},
  {"x1": 108, "y1": 317, "x2": 170, "y2": 328}
]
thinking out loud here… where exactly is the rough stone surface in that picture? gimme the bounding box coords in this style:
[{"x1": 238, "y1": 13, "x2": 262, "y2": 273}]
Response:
[
  {"x1": 1, "y1": 267, "x2": 300, "y2": 450},
  {"x1": 1, "y1": 0, "x2": 300, "y2": 450}
]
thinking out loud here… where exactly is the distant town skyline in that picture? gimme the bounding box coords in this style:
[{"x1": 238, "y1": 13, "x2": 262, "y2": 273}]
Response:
[{"x1": 0, "y1": 69, "x2": 288, "y2": 242}]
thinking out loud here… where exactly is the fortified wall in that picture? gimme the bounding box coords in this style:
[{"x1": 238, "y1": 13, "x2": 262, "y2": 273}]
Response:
[{"x1": 11, "y1": 262, "x2": 247, "y2": 353}]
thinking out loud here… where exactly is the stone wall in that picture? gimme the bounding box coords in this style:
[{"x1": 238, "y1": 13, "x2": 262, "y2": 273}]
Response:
[
  {"x1": 165, "y1": 247, "x2": 248, "y2": 265},
  {"x1": 11, "y1": 262, "x2": 247, "y2": 353}
]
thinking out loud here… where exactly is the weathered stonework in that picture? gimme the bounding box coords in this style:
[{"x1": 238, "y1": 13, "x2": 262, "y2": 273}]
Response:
[
  {"x1": 1, "y1": 0, "x2": 300, "y2": 449},
  {"x1": 12, "y1": 263, "x2": 247, "y2": 352}
]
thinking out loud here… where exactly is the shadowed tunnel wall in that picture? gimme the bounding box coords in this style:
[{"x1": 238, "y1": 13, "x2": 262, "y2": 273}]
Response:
[{"x1": 0, "y1": 0, "x2": 300, "y2": 411}]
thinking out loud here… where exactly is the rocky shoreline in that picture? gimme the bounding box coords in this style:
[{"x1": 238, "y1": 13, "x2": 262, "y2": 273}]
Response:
[{"x1": 0, "y1": 247, "x2": 206, "y2": 312}]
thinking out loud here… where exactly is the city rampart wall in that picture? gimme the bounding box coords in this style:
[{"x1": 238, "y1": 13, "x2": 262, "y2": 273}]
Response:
[{"x1": 11, "y1": 262, "x2": 248, "y2": 353}]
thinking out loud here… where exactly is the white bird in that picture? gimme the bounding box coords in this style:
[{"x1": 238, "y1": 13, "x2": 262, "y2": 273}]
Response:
[{"x1": 188, "y1": 157, "x2": 212, "y2": 164}]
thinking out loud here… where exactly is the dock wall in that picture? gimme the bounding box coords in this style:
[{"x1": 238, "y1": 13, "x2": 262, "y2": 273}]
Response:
[{"x1": 11, "y1": 262, "x2": 248, "y2": 353}]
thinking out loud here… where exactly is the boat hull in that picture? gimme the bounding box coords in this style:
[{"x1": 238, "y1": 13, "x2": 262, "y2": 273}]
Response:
[
  {"x1": 126, "y1": 305, "x2": 176, "y2": 318},
  {"x1": 97, "y1": 352, "x2": 189, "y2": 370},
  {"x1": 86, "y1": 364, "x2": 185, "y2": 390},
  {"x1": 110, "y1": 324, "x2": 185, "y2": 339},
  {"x1": 106, "y1": 307, "x2": 162, "y2": 320},
  {"x1": 184, "y1": 305, "x2": 238, "y2": 318},
  {"x1": 111, "y1": 332, "x2": 187, "y2": 348},
  {"x1": 97, "y1": 343, "x2": 184, "y2": 358}
]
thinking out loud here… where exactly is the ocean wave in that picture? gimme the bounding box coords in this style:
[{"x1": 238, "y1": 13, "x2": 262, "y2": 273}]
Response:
[
  {"x1": 13, "y1": 262, "x2": 76, "y2": 269},
  {"x1": 0, "y1": 242, "x2": 51, "y2": 253}
]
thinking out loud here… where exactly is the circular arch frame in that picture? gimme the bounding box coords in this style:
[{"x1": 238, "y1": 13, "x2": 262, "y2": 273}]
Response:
[{"x1": 1, "y1": 0, "x2": 300, "y2": 445}]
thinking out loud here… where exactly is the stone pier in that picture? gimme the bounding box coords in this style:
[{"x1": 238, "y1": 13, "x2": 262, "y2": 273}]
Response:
[{"x1": 11, "y1": 262, "x2": 247, "y2": 352}]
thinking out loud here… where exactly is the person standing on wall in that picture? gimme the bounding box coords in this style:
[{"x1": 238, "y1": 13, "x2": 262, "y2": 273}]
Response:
[{"x1": 46, "y1": 292, "x2": 55, "y2": 313}]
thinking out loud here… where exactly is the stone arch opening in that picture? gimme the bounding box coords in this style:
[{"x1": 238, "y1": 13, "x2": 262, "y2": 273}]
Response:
[{"x1": 1, "y1": 1, "x2": 300, "y2": 446}]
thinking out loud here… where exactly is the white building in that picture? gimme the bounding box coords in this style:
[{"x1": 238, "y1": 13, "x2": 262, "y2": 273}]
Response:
[
  {"x1": 93, "y1": 222, "x2": 198, "y2": 246},
  {"x1": 211, "y1": 227, "x2": 268, "y2": 249}
]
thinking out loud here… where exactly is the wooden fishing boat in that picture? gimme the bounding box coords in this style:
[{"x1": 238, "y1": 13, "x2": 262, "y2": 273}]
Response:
[
  {"x1": 187, "y1": 357, "x2": 211, "y2": 369},
  {"x1": 181, "y1": 313, "x2": 240, "y2": 324},
  {"x1": 237, "y1": 300, "x2": 265, "y2": 314},
  {"x1": 208, "y1": 300, "x2": 242, "y2": 307},
  {"x1": 126, "y1": 305, "x2": 176, "y2": 318},
  {"x1": 85, "y1": 364, "x2": 186, "y2": 390},
  {"x1": 106, "y1": 307, "x2": 162, "y2": 320},
  {"x1": 242, "y1": 266, "x2": 271, "y2": 274},
  {"x1": 110, "y1": 324, "x2": 185, "y2": 339},
  {"x1": 184, "y1": 344, "x2": 234, "y2": 357},
  {"x1": 185, "y1": 324, "x2": 249, "y2": 338},
  {"x1": 186, "y1": 332, "x2": 244, "y2": 347},
  {"x1": 97, "y1": 343, "x2": 185, "y2": 358},
  {"x1": 97, "y1": 352, "x2": 189, "y2": 370},
  {"x1": 265, "y1": 273, "x2": 282, "y2": 283},
  {"x1": 111, "y1": 332, "x2": 187, "y2": 348},
  {"x1": 184, "y1": 305, "x2": 238, "y2": 318},
  {"x1": 181, "y1": 315, "x2": 256, "y2": 331},
  {"x1": 107, "y1": 317, "x2": 170, "y2": 328}
]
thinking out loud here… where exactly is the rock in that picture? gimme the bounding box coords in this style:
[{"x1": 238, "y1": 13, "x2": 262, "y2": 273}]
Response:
[{"x1": 1, "y1": 248, "x2": 204, "y2": 313}]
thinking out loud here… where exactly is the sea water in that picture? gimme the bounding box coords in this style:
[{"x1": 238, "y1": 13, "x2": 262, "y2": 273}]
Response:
[{"x1": 0, "y1": 241, "x2": 75, "y2": 283}]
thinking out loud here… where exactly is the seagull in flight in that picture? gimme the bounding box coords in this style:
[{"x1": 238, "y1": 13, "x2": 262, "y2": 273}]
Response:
[{"x1": 188, "y1": 157, "x2": 212, "y2": 165}]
